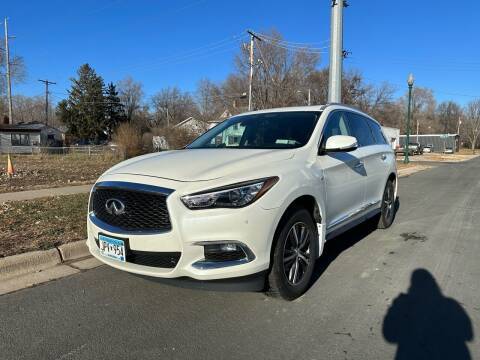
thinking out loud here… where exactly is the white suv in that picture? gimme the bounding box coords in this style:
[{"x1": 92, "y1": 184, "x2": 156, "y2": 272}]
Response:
[{"x1": 87, "y1": 104, "x2": 397, "y2": 300}]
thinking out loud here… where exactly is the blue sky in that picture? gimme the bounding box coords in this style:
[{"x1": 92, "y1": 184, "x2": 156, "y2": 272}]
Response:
[{"x1": 3, "y1": 0, "x2": 480, "y2": 105}]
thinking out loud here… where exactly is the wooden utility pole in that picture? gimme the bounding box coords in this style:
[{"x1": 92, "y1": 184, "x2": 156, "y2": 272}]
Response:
[
  {"x1": 38, "y1": 79, "x2": 56, "y2": 125},
  {"x1": 4, "y1": 18, "x2": 13, "y2": 124},
  {"x1": 247, "y1": 30, "x2": 261, "y2": 111}
]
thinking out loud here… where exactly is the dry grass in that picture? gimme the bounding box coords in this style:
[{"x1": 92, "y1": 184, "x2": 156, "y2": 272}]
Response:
[
  {"x1": 396, "y1": 162, "x2": 418, "y2": 170},
  {"x1": 458, "y1": 148, "x2": 477, "y2": 155},
  {"x1": 112, "y1": 123, "x2": 144, "y2": 159},
  {"x1": 0, "y1": 153, "x2": 121, "y2": 193},
  {"x1": 0, "y1": 193, "x2": 88, "y2": 257},
  {"x1": 418, "y1": 153, "x2": 479, "y2": 162}
]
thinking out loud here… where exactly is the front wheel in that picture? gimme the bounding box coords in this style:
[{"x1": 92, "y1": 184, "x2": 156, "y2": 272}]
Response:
[
  {"x1": 377, "y1": 179, "x2": 396, "y2": 229},
  {"x1": 268, "y1": 208, "x2": 318, "y2": 300}
]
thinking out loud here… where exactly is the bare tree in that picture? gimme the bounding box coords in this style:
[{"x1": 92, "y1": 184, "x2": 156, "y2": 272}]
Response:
[
  {"x1": 437, "y1": 101, "x2": 462, "y2": 134},
  {"x1": 195, "y1": 78, "x2": 224, "y2": 121},
  {"x1": 234, "y1": 30, "x2": 319, "y2": 109},
  {"x1": 12, "y1": 95, "x2": 45, "y2": 123},
  {"x1": 151, "y1": 87, "x2": 197, "y2": 127},
  {"x1": 464, "y1": 99, "x2": 480, "y2": 152},
  {"x1": 117, "y1": 76, "x2": 144, "y2": 122},
  {"x1": 0, "y1": 48, "x2": 27, "y2": 95}
]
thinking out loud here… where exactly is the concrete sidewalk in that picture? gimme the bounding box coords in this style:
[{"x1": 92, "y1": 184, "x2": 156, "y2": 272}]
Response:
[{"x1": 0, "y1": 184, "x2": 93, "y2": 203}]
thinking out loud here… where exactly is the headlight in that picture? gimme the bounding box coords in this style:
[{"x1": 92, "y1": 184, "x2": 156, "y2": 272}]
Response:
[{"x1": 181, "y1": 177, "x2": 279, "y2": 209}]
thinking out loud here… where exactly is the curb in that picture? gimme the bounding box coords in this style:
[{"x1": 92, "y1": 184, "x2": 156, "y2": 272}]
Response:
[
  {"x1": 0, "y1": 248, "x2": 61, "y2": 280},
  {"x1": 58, "y1": 241, "x2": 89, "y2": 262},
  {"x1": 398, "y1": 165, "x2": 432, "y2": 178},
  {"x1": 0, "y1": 240, "x2": 89, "y2": 281}
]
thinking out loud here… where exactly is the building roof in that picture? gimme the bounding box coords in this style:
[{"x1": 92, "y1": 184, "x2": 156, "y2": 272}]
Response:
[{"x1": 0, "y1": 122, "x2": 64, "y2": 133}]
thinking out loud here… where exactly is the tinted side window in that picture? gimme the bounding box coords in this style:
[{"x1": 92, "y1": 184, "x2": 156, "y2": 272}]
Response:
[
  {"x1": 366, "y1": 118, "x2": 388, "y2": 145},
  {"x1": 320, "y1": 111, "x2": 350, "y2": 148},
  {"x1": 346, "y1": 112, "x2": 375, "y2": 147}
]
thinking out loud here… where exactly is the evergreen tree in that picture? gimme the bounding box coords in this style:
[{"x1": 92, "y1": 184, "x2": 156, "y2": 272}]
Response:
[
  {"x1": 104, "y1": 82, "x2": 125, "y2": 137},
  {"x1": 57, "y1": 64, "x2": 106, "y2": 142}
]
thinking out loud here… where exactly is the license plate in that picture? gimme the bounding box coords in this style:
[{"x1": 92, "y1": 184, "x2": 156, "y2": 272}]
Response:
[{"x1": 99, "y1": 234, "x2": 126, "y2": 262}]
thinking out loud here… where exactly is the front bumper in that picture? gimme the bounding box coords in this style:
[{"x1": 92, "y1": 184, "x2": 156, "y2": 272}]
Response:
[{"x1": 87, "y1": 176, "x2": 279, "y2": 281}]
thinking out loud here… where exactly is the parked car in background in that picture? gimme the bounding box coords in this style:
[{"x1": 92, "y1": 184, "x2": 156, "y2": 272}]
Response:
[
  {"x1": 87, "y1": 104, "x2": 398, "y2": 300},
  {"x1": 395, "y1": 145, "x2": 413, "y2": 156},
  {"x1": 408, "y1": 142, "x2": 423, "y2": 155},
  {"x1": 444, "y1": 147, "x2": 454, "y2": 154},
  {"x1": 423, "y1": 144, "x2": 434, "y2": 153}
]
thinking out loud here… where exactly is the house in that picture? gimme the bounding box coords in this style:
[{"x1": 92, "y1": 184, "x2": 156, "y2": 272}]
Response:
[
  {"x1": 174, "y1": 117, "x2": 209, "y2": 135},
  {"x1": 0, "y1": 122, "x2": 65, "y2": 154}
]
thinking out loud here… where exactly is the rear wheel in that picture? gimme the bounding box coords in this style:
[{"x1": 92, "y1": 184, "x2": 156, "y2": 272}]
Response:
[
  {"x1": 377, "y1": 179, "x2": 396, "y2": 229},
  {"x1": 268, "y1": 208, "x2": 318, "y2": 300}
]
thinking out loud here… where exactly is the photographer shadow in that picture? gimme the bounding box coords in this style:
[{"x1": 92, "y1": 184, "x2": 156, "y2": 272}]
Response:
[{"x1": 383, "y1": 269, "x2": 473, "y2": 359}]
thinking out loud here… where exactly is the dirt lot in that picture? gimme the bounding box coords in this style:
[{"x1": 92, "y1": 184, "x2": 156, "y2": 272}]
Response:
[
  {"x1": 0, "y1": 154, "x2": 121, "y2": 193},
  {"x1": 0, "y1": 193, "x2": 88, "y2": 257}
]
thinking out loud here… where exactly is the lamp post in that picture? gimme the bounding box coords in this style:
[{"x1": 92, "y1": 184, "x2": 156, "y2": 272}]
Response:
[{"x1": 404, "y1": 74, "x2": 414, "y2": 164}]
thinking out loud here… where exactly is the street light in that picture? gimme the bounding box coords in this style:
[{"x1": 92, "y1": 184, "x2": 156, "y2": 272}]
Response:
[{"x1": 404, "y1": 73, "x2": 414, "y2": 164}]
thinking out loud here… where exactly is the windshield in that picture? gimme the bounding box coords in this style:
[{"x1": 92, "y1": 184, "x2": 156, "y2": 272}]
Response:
[{"x1": 187, "y1": 111, "x2": 320, "y2": 149}]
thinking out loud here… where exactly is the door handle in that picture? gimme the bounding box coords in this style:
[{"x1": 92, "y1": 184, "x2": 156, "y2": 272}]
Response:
[{"x1": 381, "y1": 154, "x2": 387, "y2": 161}]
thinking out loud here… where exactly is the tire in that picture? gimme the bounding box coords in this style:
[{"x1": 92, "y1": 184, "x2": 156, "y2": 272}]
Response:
[
  {"x1": 377, "y1": 179, "x2": 396, "y2": 229},
  {"x1": 268, "y1": 208, "x2": 318, "y2": 300}
]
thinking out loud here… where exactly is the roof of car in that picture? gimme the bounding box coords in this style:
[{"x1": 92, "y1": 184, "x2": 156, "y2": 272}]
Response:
[
  {"x1": 236, "y1": 103, "x2": 383, "y2": 126},
  {"x1": 238, "y1": 103, "x2": 366, "y2": 116}
]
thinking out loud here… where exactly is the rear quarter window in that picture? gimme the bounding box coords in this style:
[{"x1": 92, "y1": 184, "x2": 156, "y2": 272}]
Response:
[
  {"x1": 366, "y1": 118, "x2": 389, "y2": 145},
  {"x1": 345, "y1": 112, "x2": 375, "y2": 147}
]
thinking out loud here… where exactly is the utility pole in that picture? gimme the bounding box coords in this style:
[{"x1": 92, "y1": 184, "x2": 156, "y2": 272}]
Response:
[
  {"x1": 328, "y1": 1, "x2": 345, "y2": 103},
  {"x1": 38, "y1": 79, "x2": 56, "y2": 125},
  {"x1": 308, "y1": 88, "x2": 311, "y2": 106},
  {"x1": 4, "y1": 18, "x2": 13, "y2": 124},
  {"x1": 247, "y1": 30, "x2": 261, "y2": 111}
]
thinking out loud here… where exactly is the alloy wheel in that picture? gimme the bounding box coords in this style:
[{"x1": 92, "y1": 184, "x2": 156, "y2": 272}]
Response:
[
  {"x1": 283, "y1": 222, "x2": 312, "y2": 285},
  {"x1": 383, "y1": 182, "x2": 395, "y2": 222}
]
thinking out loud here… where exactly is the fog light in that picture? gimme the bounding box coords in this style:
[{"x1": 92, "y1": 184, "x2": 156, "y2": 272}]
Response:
[
  {"x1": 192, "y1": 241, "x2": 255, "y2": 269},
  {"x1": 204, "y1": 243, "x2": 246, "y2": 262}
]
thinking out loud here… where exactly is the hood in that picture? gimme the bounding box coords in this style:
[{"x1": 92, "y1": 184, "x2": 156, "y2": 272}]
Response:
[{"x1": 106, "y1": 148, "x2": 296, "y2": 182}]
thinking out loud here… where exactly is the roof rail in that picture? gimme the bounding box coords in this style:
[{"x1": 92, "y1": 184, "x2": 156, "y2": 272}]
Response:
[{"x1": 324, "y1": 102, "x2": 362, "y2": 112}]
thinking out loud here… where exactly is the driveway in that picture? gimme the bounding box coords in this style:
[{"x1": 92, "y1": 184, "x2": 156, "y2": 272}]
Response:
[{"x1": 1, "y1": 158, "x2": 479, "y2": 360}]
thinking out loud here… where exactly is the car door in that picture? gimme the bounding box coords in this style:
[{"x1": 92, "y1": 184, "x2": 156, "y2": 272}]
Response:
[
  {"x1": 315, "y1": 110, "x2": 367, "y2": 232},
  {"x1": 346, "y1": 112, "x2": 388, "y2": 209}
]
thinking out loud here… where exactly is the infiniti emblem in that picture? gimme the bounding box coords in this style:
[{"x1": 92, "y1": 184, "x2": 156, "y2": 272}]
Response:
[{"x1": 105, "y1": 198, "x2": 126, "y2": 215}]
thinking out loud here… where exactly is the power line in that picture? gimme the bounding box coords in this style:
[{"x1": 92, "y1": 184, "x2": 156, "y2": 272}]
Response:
[
  {"x1": 255, "y1": 34, "x2": 329, "y2": 54},
  {"x1": 117, "y1": 33, "x2": 246, "y2": 72},
  {"x1": 254, "y1": 32, "x2": 330, "y2": 47}
]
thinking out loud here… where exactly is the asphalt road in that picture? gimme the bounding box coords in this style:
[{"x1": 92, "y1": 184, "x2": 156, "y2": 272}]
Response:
[{"x1": 1, "y1": 158, "x2": 479, "y2": 360}]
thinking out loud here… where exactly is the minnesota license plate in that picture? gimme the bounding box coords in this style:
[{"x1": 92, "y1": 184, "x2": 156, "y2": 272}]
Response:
[{"x1": 99, "y1": 234, "x2": 126, "y2": 262}]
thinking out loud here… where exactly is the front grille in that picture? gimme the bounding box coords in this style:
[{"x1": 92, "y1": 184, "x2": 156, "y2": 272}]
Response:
[
  {"x1": 91, "y1": 185, "x2": 171, "y2": 232},
  {"x1": 94, "y1": 238, "x2": 180, "y2": 268},
  {"x1": 128, "y1": 250, "x2": 181, "y2": 268}
]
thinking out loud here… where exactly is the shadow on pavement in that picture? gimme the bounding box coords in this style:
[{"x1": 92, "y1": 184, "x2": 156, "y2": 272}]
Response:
[
  {"x1": 383, "y1": 269, "x2": 473, "y2": 359},
  {"x1": 310, "y1": 215, "x2": 379, "y2": 285}
]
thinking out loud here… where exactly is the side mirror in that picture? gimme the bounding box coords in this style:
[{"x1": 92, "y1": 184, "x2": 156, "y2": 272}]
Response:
[{"x1": 324, "y1": 135, "x2": 358, "y2": 152}]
